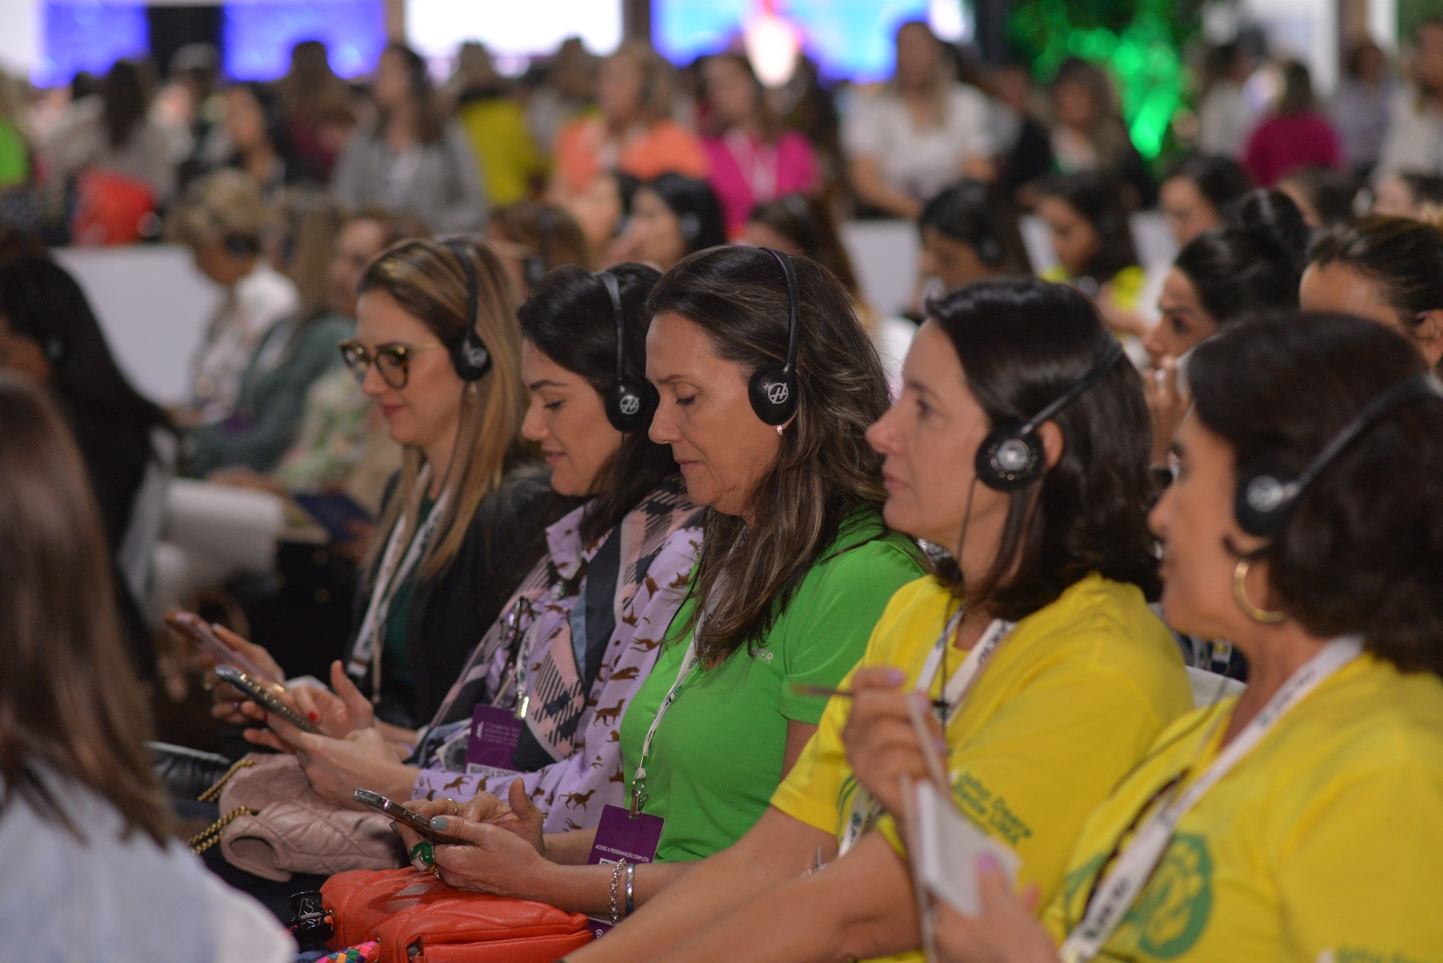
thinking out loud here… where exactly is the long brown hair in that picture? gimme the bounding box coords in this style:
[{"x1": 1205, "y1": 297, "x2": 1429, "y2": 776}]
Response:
[
  {"x1": 358, "y1": 238, "x2": 527, "y2": 581},
  {"x1": 647, "y1": 247, "x2": 892, "y2": 663},
  {"x1": 0, "y1": 375, "x2": 171, "y2": 843}
]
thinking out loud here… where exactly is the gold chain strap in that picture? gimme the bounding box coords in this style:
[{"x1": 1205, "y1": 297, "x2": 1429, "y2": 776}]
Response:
[
  {"x1": 197, "y1": 758, "x2": 257, "y2": 803},
  {"x1": 188, "y1": 806, "x2": 258, "y2": 854}
]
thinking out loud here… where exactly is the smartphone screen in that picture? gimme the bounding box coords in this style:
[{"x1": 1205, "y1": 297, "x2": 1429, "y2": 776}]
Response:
[
  {"x1": 354, "y1": 789, "x2": 460, "y2": 843},
  {"x1": 214, "y1": 665, "x2": 324, "y2": 735}
]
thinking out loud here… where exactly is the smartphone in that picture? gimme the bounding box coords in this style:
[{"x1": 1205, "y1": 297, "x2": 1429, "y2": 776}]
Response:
[
  {"x1": 214, "y1": 664, "x2": 325, "y2": 735},
  {"x1": 354, "y1": 789, "x2": 462, "y2": 843},
  {"x1": 293, "y1": 492, "x2": 373, "y2": 544},
  {"x1": 165, "y1": 612, "x2": 282, "y2": 688}
]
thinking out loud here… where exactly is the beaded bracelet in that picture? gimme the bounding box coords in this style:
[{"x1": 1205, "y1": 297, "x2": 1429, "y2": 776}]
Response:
[{"x1": 608, "y1": 859, "x2": 628, "y2": 926}]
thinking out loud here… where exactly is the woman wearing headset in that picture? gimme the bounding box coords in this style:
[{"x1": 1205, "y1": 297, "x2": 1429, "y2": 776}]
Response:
[
  {"x1": 610, "y1": 173, "x2": 727, "y2": 274},
  {"x1": 392, "y1": 245, "x2": 925, "y2": 914},
  {"x1": 567, "y1": 279, "x2": 1193, "y2": 963},
  {"x1": 214, "y1": 239, "x2": 569, "y2": 732},
  {"x1": 919, "y1": 313, "x2": 1443, "y2": 962}
]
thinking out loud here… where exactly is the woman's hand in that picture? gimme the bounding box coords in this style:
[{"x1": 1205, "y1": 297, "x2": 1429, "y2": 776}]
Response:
[
  {"x1": 394, "y1": 810, "x2": 555, "y2": 901},
  {"x1": 933, "y1": 855, "x2": 1056, "y2": 963},
  {"x1": 1143, "y1": 356, "x2": 1188, "y2": 467},
  {"x1": 244, "y1": 716, "x2": 419, "y2": 807},
  {"x1": 842, "y1": 666, "x2": 945, "y2": 817},
  {"x1": 206, "y1": 626, "x2": 287, "y2": 725}
]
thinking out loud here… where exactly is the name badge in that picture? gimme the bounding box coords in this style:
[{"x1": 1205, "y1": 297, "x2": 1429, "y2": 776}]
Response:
[
  {"x1": 464, "y1": 704, "x2": 524, "y2": 780},
  {"x1": 584, "y1": 804, "x2": 665, "y2": 938}
]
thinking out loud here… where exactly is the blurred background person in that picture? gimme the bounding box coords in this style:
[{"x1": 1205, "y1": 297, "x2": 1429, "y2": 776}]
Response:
[
  {"x1": 991, "y1": 61, "x2": 1054, "y2": 202},
  {"x1": 1372, "y1": 170, "x2": 1443, "y2": 218},
  {"x1": 214, "y1": 82, "x2": 322, "y2": 200},
  {"x1": 486, "y1": 200, "x2": 592, "y2": 297},
  {"x1": 1197, "y1": 41, "x2": 1258, "y2": 158},
  {"x1": 451, "y1": 42, "x2": 543, "y2": 208},
  {"x1": 1376, "y1": 19, "x2": 1443, "y2": 179},
  {"x1": 0, "y1": 255, "x2": 174, "y2": 678},
  {"x1": 913, "y1": 178, "x2": 1032, "y2": 310},
  {"x1": 550, "y1": 41, "x2": 708, "y2": 207},
  {"x1": 562, "y1": 169, "x2": 640, "y2": 265},
  {"x1": 745, "y1": 192, "x2": 917, "y2": 391},
  {"x1": 1330, "y1": 39, "x2": 1395, "y2": 179},
  {"x1": 1047, "y1": 57, "x2": 1155, "y2": 207},
  {"x1": 699, "y1": 53, "x2": 818, "y2": 238},
  {"x1": 610, "y1": 172, "x2": 725, "y2": 272},
  {"x1": 332, "y1": 43, "x2": 486, "y2": 234},
  {"x1": 1244, "y1": 60, "x2": 1343, "y2": 186},
  {"x1": 844, "y1": 20, "x2": 993, "y2": 218},
  {"x1": 1035, "y1": 171, "x2": 1145, "y2": 335},
  {"x1": 1158, "y1": 154, "x2": 1254, "y2": 246},
  {"x1": 276, "y1": 39, "x2": 356, "y2": 183},
  {"x1": 167, "y1": 169, "x2": 298, "y2": 427},
  {"x1": 1276, "y1": 165, "x2": 1359, "y2": 228},
  {"x1": 524, "y1": 36, "x2": 598, "y2": 157},
  {"x1": 0, "y1": 375, "x2": 293, "y2": 963}
]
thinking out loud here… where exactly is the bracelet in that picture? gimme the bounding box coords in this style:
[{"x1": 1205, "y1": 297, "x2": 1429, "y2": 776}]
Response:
[
  {"x1": 608, "y1": 859, "x2": 627, "y2": 926},
  {"x1": 624, "y1": 862, "x2": 636, "y2": 917}
]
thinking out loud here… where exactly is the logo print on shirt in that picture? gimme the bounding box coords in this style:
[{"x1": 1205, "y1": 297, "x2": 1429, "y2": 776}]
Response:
[{"x1": 1125, "y1": 833, "x2": 1213, "y2": 958}]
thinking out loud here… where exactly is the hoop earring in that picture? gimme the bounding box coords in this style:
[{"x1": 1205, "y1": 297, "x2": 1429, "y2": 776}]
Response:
[
  {"x1": 1233, "y1": 558, "x2": 1285, "y2": 625},
  {"x1": 776, "y1": 425, "x2": 785, "y2": 436}
]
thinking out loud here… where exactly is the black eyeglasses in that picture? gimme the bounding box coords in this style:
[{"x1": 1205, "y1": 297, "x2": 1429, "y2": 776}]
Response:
[{"x1": 339, "y1": 340, "x2": 443, "y2": 390}]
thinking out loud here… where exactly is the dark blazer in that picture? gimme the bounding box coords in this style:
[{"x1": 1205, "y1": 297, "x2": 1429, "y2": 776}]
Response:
[{"x1": 360, "y1": 454, "x2": 582, "y2": 725}]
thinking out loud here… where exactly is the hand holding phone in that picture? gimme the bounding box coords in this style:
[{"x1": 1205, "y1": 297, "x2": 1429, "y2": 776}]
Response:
[
  {"x1": 165, "y1": 612, "x2": 282, "y2": 687},
  {"x1": 354, "y1": 789, "x2": 463, "y2": 844},
  {"x1": 215, "y1": 665, "x2": 324, "y2": 735}
]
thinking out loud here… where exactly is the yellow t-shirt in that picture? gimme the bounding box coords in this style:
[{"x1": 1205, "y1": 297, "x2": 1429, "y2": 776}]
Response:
[
  {"x1": 771, "y1": 574, "x2": 1192, "y2": 962},
  {"x1": 1043, "y1": 653, "x2": 1443, "y2": 962}
]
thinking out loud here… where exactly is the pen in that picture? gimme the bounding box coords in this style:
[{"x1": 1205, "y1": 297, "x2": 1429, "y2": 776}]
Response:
[{"x1": 789, "y1": 683, "x2": 854, "y2": 699}]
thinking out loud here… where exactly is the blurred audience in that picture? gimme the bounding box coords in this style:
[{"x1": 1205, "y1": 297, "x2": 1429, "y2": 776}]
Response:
[
  {"x1": 486, "y1": 200, "x2": 592, "y2": 297},
  {"x1": 1331, "y1": 40, "x2": 1395, "y2": 177},
  {"x1": 1244, "y1": 61, "x2": 1343, "y2": 186},
  {"x1": 1047, "y1": 57, "x2": 1155, "y2": 206},
  {"x1": 1035, "y1": 171, "x2": 1145, "y2": 333},
  {"x1": 1373, "y1": 170, "x2": 1443, "y2": 218},
  {"x1": 699, "y1": 54, "x2": 818, "y2": 238},
  {"x1": 611, "y1": 172, "x2": 725, "y2": 272},
  {"x1": 844, "y1": 20, "x2": 993, "y2": 218},
  {"x1": 1376, "y1": 19, "x2": 1443, "y2": 179},
  {"x1": 451, "y1": 42, "x2": 543, "y2": 207},
  {"x1": 915, "y1": 179, "x2": 1031, "y2": 295},
  {"x1": 1197, "y1": 41, "x2": 1258, "y2": 157},
  {"x1": 276, "y1": 40, "x2": 356, "y2": 183},
  {"x1": 1277, "y1": 166, "x2": 1359, "y2": 228},
  {"x1": 168, "y1": 170, "x2": 299, "y2": 426},
  {"x1": 1158, "y1": 154, "x2": 1253, "y2": 246},
  {"x1": 332, "y1": 43, "x2": 486, "y2": 234}
]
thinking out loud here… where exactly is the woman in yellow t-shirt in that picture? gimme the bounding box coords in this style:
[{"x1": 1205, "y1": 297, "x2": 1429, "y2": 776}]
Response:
[
  {"x1": 926, "y1": 312, "x2": 1443, "y2": 962},
  {"x1": 566, "y1": 278, "x2": 1193, "y2": 963}
]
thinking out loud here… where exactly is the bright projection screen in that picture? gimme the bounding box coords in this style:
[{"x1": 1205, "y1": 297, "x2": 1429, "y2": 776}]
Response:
[{"x1": 405, "y1": 0, "x2": 624, "y2": 72}]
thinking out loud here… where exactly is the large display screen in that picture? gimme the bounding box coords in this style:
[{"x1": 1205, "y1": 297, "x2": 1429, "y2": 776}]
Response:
[
  {"x1": 406, "y1": 0, "x2": 623, "y2": 74},
  {"x1": 223, "y1": 0, "x2": 387, "y2": 80}
]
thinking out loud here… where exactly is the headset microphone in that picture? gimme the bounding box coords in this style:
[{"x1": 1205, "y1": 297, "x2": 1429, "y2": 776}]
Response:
[
  {"x1": 749, "y1": 248, "x2": 801, "y2": 426},
  {"x1": 600, "y1": 271, "x2": 654, "y2": 431},
  {"x1": 975, "y1": 339, "x2": 1124, "y2": 491}
]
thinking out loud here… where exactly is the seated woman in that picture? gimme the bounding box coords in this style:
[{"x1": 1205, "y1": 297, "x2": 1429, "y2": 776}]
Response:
[
  {"x1": 213, "y1": 238, "x2": 568, "y2": 731},
  {"x1": 925, "y1": 312, "x2": 1443, "y2": 962},
  {"x1": 610, "y1": 173, "x2": 727, "y2": 274},
  {"x1": 486, "y1": 201, "x2": 593, "y2": 299},
  {"x1": 1158, "y1": 154, "x2": 1253, "y2": 247},
  {"x1": 242, "y1": 263, "x2": 704, "y2": 832},
  {"x1": 1034, "y1": 171, "x2": 1146, "y2": 337},
  {"x1": 1300, "y1": 214, "x2": 1443, "y2": 367},
  {"x1": 570, "y1": 279, "x2": 1192, "y2": 963},
  {"x1": 391, "y1": 245, "x2": 926, "y2": 913},
  {"x1": 1145, "y1": 188, "x2": 1310, "y2": 466},
  {"x1": 0, "y1": 375, "x2": 291, "y2": 962},
  {"x1": 915, "y1": 180, "x2": 1032, "y2": 296}
]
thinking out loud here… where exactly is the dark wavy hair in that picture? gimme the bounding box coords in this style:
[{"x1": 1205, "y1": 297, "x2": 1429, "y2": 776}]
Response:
[
  {"x1": 1175, "y1": 188, "x2": 1309, "y2": 326},
  {"x1": 642, "y1": 173, "x2": 728, "y2": 256},
  {"x1": 0, "y1": 376, "x2": 171, "y2": 844},
  {"x1": 918, "y1": 180, "x2": 1033, "y2": 277},
  {"x1": 517, "y1": 262, "x2": 678, "y2": 543},
  {"x1": 1308, "y1": 215, "x2": 1443, "y2": 339},
  {"x1": 748, "y1": 193, "x2": 862, "y2": 301},
  {"x1": 1189, "y1": 312, "x2": 1443, "y2": 675},
  {"x1": 1035, "y1": 171, "x2": 1138, "y2": 283},
  {"x1": 1164, "y1": 154, "x2": 1253, "y2": 215},
  {"x1": 928, "y1": 279, "x2": 1161, "y2": 617},
  {"x1": 648, "y1": 246, "x2": 893, "y2": 662}
]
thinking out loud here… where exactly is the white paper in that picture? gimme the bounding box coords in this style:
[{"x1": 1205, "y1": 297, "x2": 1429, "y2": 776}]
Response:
[{"x1": 912, "y1": 780, "x2": 1022, "y2": 917}]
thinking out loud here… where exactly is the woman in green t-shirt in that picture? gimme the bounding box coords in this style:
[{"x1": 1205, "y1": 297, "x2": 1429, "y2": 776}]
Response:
[{"x1": 395, "y1": 245, "x2": 924, "y2": 912}]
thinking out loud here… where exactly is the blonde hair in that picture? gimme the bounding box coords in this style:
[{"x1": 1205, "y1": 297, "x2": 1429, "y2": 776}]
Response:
[
  {"x1": 609, "y1": 40, "x2": 675, "y2": 125},
  {"x1": 166, "y1": 168, "x2": 272, "y2": 250},
  {"x1": 357, "y1": 238, "x2": 526, "y2": 580}
]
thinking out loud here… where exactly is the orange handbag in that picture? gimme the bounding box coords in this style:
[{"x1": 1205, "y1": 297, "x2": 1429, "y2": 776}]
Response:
[{"x1": 322, "y1": 868, "x2": 593, "y2": 963}]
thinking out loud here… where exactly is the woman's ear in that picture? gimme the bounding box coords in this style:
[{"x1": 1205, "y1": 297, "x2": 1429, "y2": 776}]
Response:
[
  {"x1": 1413, "y1": 310, "x2": 1443, "y2": 368},
  {"x1": 1038, "y1": 420, "x2": 1066, "y2": 470}
]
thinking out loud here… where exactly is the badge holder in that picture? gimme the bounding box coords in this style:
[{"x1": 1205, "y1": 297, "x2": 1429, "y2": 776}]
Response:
[
  {"x1": 464, "y1": 704, "x2": 525, "y2": 782},
  {"x1": 582, "y1": 790, "x2": 665, "y2": 939}
]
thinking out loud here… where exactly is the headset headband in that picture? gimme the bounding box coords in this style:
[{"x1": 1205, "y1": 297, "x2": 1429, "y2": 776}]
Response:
[
  {"x1": 1020, "y1": 339, "x2": 1124, "y2": 436},
  {"x1": 765, "y1": 247, "x2": 800, "y2": 373},
  {"x1": 599, "y1": 271, "x2": 625, "y2": 382}
]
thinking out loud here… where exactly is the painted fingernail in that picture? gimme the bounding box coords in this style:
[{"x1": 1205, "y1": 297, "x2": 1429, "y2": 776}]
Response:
[
  {"x1": 431, "y1": 817, "x2": 448, "y2": 830},
  {"x1": 977, "y1": 853, "x2": 998, "y2": 873},
  {"x1": 308, "y1": 712, "x2": 320, "y2": 722},
  {"x1": 882, "y1": 668, "x2": 905, "y2": 685}
]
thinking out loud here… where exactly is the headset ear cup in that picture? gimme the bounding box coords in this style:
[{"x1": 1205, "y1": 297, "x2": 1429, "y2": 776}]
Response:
[
  {"x1": 605, "y1": 381, "x2": 654, "y2": 432},
  {"x1": 975, "y1": 427, "x2": 1045, "y2": 491},
  {"x1": 749, "y1": 363, "x2": 798, "y2": 426},
  {"x1": 1234, "y1": 470, "x2": 1293, "y2": 538},
  {"x1": 451, "y1": 329, "x2": 492, "y2": 381}
]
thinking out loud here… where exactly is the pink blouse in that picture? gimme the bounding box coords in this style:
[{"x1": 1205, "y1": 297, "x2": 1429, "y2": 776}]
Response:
[{"x1": 704, "y1": 129, "x2": 819, "y2": 237}]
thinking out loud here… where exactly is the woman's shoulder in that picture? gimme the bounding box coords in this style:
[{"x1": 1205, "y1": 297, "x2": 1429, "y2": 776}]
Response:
[
  {"x1": 810, "y1": 510, "x2": 926, "y2": 591},
  {"x1": 1295, "y1": 656, "x2": 1443, "y2": 773}
]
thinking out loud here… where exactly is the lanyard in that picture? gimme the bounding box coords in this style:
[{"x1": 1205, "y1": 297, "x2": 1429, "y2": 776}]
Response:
[
  {"x1": 348, "y1": 466, "x2": 449, "y2": 699},
  {"x1": 1058, "y1": 635, "x2": 1362, "y2": 963},
  {"x1": 630, "y1": 609, "x2": 711, "y2": 816},
  {"x1": 488, "y1": 598, "x2": 542, "y2": 718},
  {"x1": 839, "y1": 612, "x2": 1014, "y2": 854},
  {"x1": 724, "y1": 130, "x2": 779, "y2": 204}
]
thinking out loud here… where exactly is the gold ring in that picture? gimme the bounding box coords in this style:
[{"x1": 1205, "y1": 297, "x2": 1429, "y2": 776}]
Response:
[{"x1": 432, "y1": 864, "x2": 444, "y2": 881}]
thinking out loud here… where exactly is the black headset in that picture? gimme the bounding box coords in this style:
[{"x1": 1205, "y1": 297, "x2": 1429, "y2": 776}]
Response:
[
  {"x1": 599, "y1": 271, "x2": 653, "y2": 432},
  {"x1": 1235, "y1": 371, "x2": 1443, "y2": 537},
  {"x1": 974, "y1": 339, "x2": 1124, "y2": 491},
  {"x1": 523, "y1": 209, "x2": 556, "y2": 291},
  {"x1": 750, "y1": 248, "x2": 801, "y2": 426},
  {"x1": 441, "y1": 238, "x2": 493, "y2": 381}
]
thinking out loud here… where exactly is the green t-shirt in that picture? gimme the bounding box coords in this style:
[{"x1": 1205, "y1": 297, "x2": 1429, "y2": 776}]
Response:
[{"x1": 619, "y1": 509, "x2": 925, "y2": 862}]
